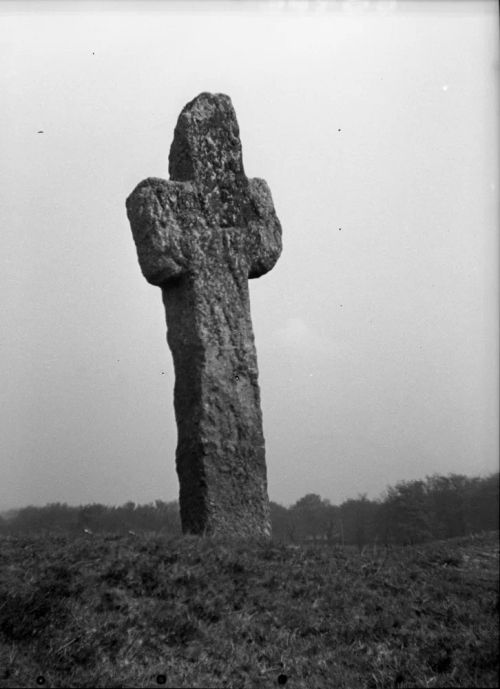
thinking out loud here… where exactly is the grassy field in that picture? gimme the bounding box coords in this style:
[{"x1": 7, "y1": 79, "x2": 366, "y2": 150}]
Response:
[{"x1": 0, "y1": 530, "x2": 498, "y2": 688}]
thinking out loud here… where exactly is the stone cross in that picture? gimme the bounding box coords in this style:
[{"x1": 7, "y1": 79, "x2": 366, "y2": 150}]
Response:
[{"x1": 126, "y1": 93, "x2": 282, "y2": 538}]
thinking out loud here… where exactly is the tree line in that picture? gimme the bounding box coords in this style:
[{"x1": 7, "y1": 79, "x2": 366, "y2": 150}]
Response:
[
  {"x1": 271, "y1": 472, "x2": 498, "y2": 546},
  {"x1": 1, "y1": 472, "x2": 497, "y2": 546}
]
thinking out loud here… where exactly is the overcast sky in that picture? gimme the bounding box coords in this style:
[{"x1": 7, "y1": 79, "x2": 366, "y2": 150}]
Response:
[{"x1": 1, "y1": 0, "x2": 498, "y2": 511}]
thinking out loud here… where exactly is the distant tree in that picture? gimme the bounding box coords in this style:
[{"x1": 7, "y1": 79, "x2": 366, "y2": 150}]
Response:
[
  {"x1": 270, "y1": 501, "x2": 292, "y2": 543},
  {"x1": 8, "y1": 505, "x2": 61, "y2": 534},
  {"x1": 340, "y1": 495, "x2": 379, "y2": 549},
  {"x1": 153, "y1": 500, "x2": 182, "y2": 534},
  {"x1": 324, "y1": 503, "x2": 342, "y2": 545},
  {"x1": 133, "y1": 503, "x2": 157, "y2": 531},
  {"x1": 78, "y1": 504, "x2": 110, "y2": 532},
  {"x1": 289, "y1": 494, "x2": 334, "y2": 542},
  {"x1": 467, "y1": 473, "x2": 499, "y2": 533},
  {"x1": 425, "y1": 474, "x2": 471, "y2": 539},
  {"x1": 379, "y1": 480, "x2": 432, "y2": 544}
]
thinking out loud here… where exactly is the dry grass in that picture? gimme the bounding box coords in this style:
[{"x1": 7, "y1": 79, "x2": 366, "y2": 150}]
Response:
[{"x1": 0, "y1": 531, "x2": 498, "y2": 688}]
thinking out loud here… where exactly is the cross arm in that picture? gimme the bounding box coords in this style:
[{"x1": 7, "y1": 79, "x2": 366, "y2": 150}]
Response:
[
  {"x1": 246, "y1": 178, "x2": 283, "y2": 279},
  {"x1": 126, "y1": 177, "x2": 195, "y2": 287}
]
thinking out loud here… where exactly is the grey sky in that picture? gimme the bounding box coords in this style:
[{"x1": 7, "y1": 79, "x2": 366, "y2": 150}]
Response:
[{"x1": 1, "y1": 0, "x2": 498, "y2": 511}]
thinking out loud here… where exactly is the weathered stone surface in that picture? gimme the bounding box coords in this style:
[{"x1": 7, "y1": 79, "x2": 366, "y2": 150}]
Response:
[{"x1": 126, "y1": 93, "x2": 282, "y2": 537}]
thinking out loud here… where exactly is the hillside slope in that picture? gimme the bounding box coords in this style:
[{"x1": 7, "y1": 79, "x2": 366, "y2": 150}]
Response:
[{"x1": 0, "y1": 531, "x2": 498, "y2": 688}]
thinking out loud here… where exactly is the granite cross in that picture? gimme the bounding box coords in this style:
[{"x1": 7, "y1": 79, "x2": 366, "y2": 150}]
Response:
[{"x1": 126, "y1": 93, "x2": 282, "y2": 537}]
